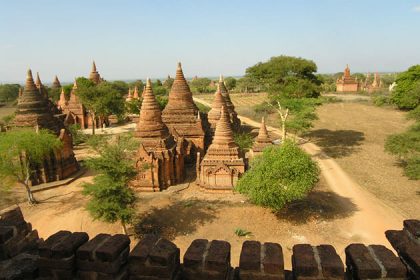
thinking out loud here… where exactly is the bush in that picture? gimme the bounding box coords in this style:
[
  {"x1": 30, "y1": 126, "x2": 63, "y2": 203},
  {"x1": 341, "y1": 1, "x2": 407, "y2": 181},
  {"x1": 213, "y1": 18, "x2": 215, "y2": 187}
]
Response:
[
  {"x1": 390, "y1": 65, "x2": 420, "y2": 110},
  {"x1": 373, "y1": 95, "x2": 392, "y2": 107},
  {"x1": 196, "y1": 102, "x2": 210, "y2": 113},
  {"x1": 236, "y1": 140, "x2": 319, "y2": 210},
  {"x1": 68, "y1": 124, "x2": 86, "y2": 145},
  {"x1": 234, "y1": 132, "x2": 253, "y2": 153}
]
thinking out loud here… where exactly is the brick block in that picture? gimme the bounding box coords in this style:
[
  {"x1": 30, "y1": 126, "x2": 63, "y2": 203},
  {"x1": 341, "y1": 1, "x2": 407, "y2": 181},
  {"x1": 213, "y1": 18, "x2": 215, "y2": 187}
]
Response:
[
  {"x1": 0, "y1": 227, "x2": 14, "y2": 244},
  {"x1": 403, "y1": 219, "x2": 420, "y2": 239},
  {"x1": 149, "y1": 238, "x2": 179, "y2": 267},
  {"x1": 77, "y1": 233, "x2": 110, "y2": 261},
  {"x1": 345, "y1": 244, "x2": 382, "y2": 279},
  {"x1": 263, "y1": 242, "x2": 284, "y2": 275},
  {"x1": 239, "y1": 241, "x2": 261, "y2": 271},
  {"x1": 205, "y1": 240, "x2": 231, "y2": 273},
  {"x1": 369, "y1": 245, "x2": 406, "y2": 279},
  {"x1": 317, "y1": 245, "x2": 343, "y2": 279},
  {"x1": 183, "y1": 239, "x2": 208, "y2": 269},
  {"x1": 95, "y1": 234, "x2": 130, "y2": 262},
  {"x1": 292, "y1": 244, "x2": 319, "y2": 278}
]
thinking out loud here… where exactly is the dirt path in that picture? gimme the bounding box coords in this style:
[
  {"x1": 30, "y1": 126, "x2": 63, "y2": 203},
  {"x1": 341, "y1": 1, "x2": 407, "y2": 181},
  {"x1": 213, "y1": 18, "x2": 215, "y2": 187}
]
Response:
[{"x1": 193, "y1": 97, "x2": 406, "y2": 245}]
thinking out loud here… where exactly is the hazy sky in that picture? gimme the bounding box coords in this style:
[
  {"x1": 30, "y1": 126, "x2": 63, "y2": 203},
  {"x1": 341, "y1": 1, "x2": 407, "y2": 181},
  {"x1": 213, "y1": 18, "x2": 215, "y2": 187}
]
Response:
[{"x1": 1, "y1": 0, "x2": 420, "y2": 83}]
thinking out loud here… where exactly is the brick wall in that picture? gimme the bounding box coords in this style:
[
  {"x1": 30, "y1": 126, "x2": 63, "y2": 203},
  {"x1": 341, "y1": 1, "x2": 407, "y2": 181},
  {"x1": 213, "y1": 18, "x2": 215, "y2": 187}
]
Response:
[{"x1": 0, "y1": 206, "x2": 418, "y2": 280}]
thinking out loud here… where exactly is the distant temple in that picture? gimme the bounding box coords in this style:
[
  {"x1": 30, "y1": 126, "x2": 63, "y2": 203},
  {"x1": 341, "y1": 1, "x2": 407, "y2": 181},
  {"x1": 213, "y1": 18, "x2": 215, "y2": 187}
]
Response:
[
  {"x1": 88, "y1": 61, "x2": 103, "y2": 85},
  {"x1": 131, "y1": 79, "x2": 186, "y2": 192},
  {"x1": 51, "y1": 75, "x2": 61, "y2": 89},
  {"x1": 249, "y1": 117, "x2": 273, "y2": 157},
  {"x1": 162, "y1": 63, "x2": 208, "y2": 157},
  {"x1": 336, "y1": 65, "x2": 360, "y2": 92},
  {"x1": 13, "y1": 70, "x2": 79, "y2": 185},
  {"x1": 196, "y1": 106, "x2": 245, "y2": 192},
  {"x1": 218, "y1": 75, "x2": 241, "y2": 130},
  {"x1": 366, "y1": 73, "x2": 382, "y2": 93}
]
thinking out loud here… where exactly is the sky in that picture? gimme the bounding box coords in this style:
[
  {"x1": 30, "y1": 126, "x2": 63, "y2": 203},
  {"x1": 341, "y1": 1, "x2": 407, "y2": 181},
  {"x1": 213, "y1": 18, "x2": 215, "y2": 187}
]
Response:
[{"x1": 1, "y1": 0, "x2": 420, "y2": 83}]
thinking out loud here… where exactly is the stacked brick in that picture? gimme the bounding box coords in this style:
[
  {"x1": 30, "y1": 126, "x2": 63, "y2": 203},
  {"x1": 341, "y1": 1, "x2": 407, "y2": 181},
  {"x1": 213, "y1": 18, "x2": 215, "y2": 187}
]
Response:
[
  {"x1": 0, "y1": 206, "x2": 39, "y2": 261},
  {"x1": 183, "y1": 239, "x2": 233, "y2": 280},
  {"x1": 37, "y1": 230, "x2": 89, "y2": 279},
  {"x1": 129, "y1": 235, "x2": 180, "y2": 279},
  {"x1": 292, "y1": 244, "x2": 344, "y2": 279},
  {"x1": 77, "y1": 233, "x2": 130, "y2": 279},
  {"x1": 386, "y1": 219, "x2": 420, "y2": 279},
  {"x1": 238, "y1": 241, "x2": 284, "y2": 280},
  {"x1": 345, "y1": 244, "x2": 407, "y2": 279}
]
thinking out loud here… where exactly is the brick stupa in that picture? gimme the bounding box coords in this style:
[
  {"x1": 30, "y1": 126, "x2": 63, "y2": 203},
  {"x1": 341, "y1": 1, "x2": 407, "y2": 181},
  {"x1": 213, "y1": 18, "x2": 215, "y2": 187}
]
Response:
[
  {"x1": 162, "y1": 63, "x2": 207, "y2": 156},
  {"x1": 207, "y1": 81, "x2": 228, "y2": 133},
  {"x1": 89, "y1": 61, "x2": 102, "y2": 85},
  {"x1": 249, "y1": 117, "x2": 273, "y2": 157},
  {"x1": 336, "y1": 65, "x2": 359, "y2": 92},
  {"x1": 13, "y1": 69, "x2": 79, "y2": 185},
  {"x1": 197, "y1": 106, "x2": 245, "y2": 192},
  {"x1": 51, "y1": 75, "x2": 61, "y2": 89},
  {"x1": 218, "y1": 75, "x2": 241, "y2": 130},
  {"x1": 131, "y1": 79, "x2": 186, "y2": 192}
]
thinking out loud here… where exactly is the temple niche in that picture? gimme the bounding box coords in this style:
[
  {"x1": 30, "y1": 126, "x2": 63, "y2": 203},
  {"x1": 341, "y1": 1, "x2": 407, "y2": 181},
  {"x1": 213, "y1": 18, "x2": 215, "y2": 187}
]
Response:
[
  {"x1": 162, "y1": 63, "x2": 208, "y2": 157},
  {"x1": 130, "y1": 79, "x2": 186, "y2": 192},
  {"x1": 13, "y1": 69, "x2": 79, "y2": 185},
  {"x1": 218, "y1": 75, "x2": 241, "y2": 131},
  {"x1": 336, "y1": 65, "x2": 360, "y2": 92},
  {"x1": 248, "y1": 117, "x2": 273, "y2": 157},
  {"x1": 197, "y1": 106, "x2": 245, "y2": 192}
]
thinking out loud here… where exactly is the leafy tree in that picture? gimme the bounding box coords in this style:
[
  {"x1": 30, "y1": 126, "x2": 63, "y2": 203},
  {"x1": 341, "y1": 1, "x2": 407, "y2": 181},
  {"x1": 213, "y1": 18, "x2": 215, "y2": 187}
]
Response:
[
  {"x1": 111, "y1": 81, "x2": 129, "y2": 96},
  {"x1": 196, "y1": 102, "x2": 210, "y2": 113},
  {"x1": 154, "y1": 79, "x2": 163, "y2": 87},
  {"x1": 234, "y1": 132, "x2": 253, "y2": 153},
  {"x1": 152, "y1": 85, "x2": 168, "y2": 96},
  {"x1": 391, "y1": 65, "x2": 420, "y2": 110},
  {"x1": 83, "y1": 135, "x2": 139, "y2": 234},
  {"x1": 190, "y1": 78, "x2": 212, "y2": 93},
  {"x1": 245, "y1": 55, "x2": 321, "y2": 99},
  {"x1": 236, "y1": 140, "x2": 319, "y2": 210},
  {"x1": 68, "y1": 124, "x2": 86, "y2": 145},
  {"x1": 236, "y1": 77, "x2": 257, "y2": 93},
  {"x1": 0, "y1": 84, "x2": 20, "y2": 103},
  {"x1": 129, "y1": 80, "x2": 144, "y2": 91},
  {"x1": 163, "y1": 77, "x2": 174, "y2": 89},
  {"x1": 224, "y1": 77, "x2": 237, "y2": 91},
  {"x1": 48, "y1": 87, "x2": 61, "y2": 102},
  {"x1": 76, "y1": 78, "x2": 125, "y2": 135},
  {"x1": 385, "y1": 122, "x2": 420, "y2": 179},
  {"x1": 126, "y1": 98, "x2": 141, "y2": 115},
  {"x1": 0, "y1": 128, "x2": 62, "y2": 204},
  {"x1": 156, "y1": 96, "x2": 168, "y2": 110}
]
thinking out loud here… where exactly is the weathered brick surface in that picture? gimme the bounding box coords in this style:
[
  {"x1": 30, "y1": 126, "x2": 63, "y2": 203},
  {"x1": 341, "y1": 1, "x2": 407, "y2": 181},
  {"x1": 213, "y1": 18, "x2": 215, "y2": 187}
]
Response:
[
  {"x1": 369, "y1": 245, "x2": 406, "y2": 278},
  {"x1": 183, "y1": 239, "x2": 233, "y2": 280},
  {"x1": 37, "y1": 230, "x2": 88, "y2": 279},
  {"x1": 292, "y1": 244, "x2": 319, "y2": 278},
  {"x1": 0, "y1": 206, "x2": 39, "y2": 261},
  {"x1": 129, "y1": 235, "x2": 180, "y2": 280},
  {"x1": 386, "y1": 225, "x2": 420, "y2": 279},
  {"x1": 238, "y1": 241, "x2": 284, "y2": 280},
  {"x1": 76, "y1": 234, "x2": 130, "y2": 279},
  {"x1": 316, "y1": 245, "x2": 343, "y2": 279},
  {"x1": 0, "y1": 253, "x2": 39, "y2": 280}
]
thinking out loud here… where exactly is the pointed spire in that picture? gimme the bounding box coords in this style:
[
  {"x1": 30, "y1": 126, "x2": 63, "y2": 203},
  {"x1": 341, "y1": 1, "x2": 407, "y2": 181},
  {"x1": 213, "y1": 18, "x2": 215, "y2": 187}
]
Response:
[
  {"x1": 126, "y1": 87, "x2": 133, "y2": 102},
  {"x1": 133, "y1": 86, "x2": 139, "y2": 99},
  {"x1": 92, "y1": 60, "x2": 97, "y2": 72},
  {"x1": 208, "y1": 84, "x2": 227, "y2": 127},
  {"x1": 219, "y1": 74, "x2": 224, "y2": 83},
  {"x1": 256, "y1": 117, "x2": 271, "y2": 143},
  {"x1": 69, "y1": 79, "x2": 79, "y2": 103},
  {"x1": 211, "y1": 106, "x2": 236, "y2": 147},
  {"x1": 18, "y1": 87, "x2": 23, "y2": 97},
  {"x1": 135, "y1": 78, "x2": 170, "y2": 140},
  {"x1": 24, "y1": 69, "x2": 39, "y2": 94},
  {"x1": 52, "y1": 75, "x2": 61, "y2": 89},
  {"x1": 35, "y1": 72, "x2": 42, "y2": 88}
]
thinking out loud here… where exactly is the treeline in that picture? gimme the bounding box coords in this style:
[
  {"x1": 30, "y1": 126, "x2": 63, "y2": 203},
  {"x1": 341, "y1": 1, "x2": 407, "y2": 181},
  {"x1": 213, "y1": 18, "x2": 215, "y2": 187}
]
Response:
[
  {"x1": 0, "y1": 84, "x2": 20, "y2": 104},
  {"x1": 384, "y1": 65, "x2": 420, "y2": 179}
]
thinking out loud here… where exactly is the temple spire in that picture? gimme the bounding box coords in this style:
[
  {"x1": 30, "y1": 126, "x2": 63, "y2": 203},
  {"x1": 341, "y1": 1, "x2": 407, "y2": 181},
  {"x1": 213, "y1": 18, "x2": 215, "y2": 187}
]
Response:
[
  {"x1": 212, "y1": 106, "x2": 236, "y2": 147},
  {"x1": 133, "y1": 86, "x2": 139, "y2": 99},
  {"x1": 35, "y1": 72, "x2": 42, "y2": 88},
  {"x1": 52, "y1": 75, "x2": 61, "y2": 89},
  {"x1": 256, "y1": 117, "x2": 271, "y2": 142},
  {"x1": 208, "y1": 82, "x2": 227, "y2": 128},
  {"x1": 92, "y1": 60, "x2": 97, "y2": 72}
]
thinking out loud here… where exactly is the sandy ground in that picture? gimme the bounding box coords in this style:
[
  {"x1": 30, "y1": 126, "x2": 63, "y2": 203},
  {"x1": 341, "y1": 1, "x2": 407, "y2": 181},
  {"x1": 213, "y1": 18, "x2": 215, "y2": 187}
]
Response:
[{"x1": 1, "y1": 97, "x2": 418, "y2": 269}]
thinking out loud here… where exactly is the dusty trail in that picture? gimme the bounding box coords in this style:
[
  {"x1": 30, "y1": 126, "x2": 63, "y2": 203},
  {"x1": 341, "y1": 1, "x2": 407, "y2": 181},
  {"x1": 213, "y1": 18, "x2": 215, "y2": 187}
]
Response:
[{"x1": 193, "y1": 97, "x2": 405, "y2": 245}]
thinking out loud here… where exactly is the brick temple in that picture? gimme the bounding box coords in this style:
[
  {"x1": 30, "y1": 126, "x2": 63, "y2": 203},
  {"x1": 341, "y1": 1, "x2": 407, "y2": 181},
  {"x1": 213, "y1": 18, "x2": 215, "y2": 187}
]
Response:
[
  {"x1": 162, "y1": 63, "x2": 208, "y2": 157},
  {"x1": 207, "y1": 80, "x2": 228, "y2": 133},
  {"x1": 197, "y1": 106, "x2": 245, "y2": 192},
  {"x1": 51, "y1": 75, "x2": 61, "y2": 89},
  {"x1": 218, "y1": 75, "x2": 241, "y2": 131},
  {"x1": 336, "y1": 64, "x2": 360, "y2": 92},
  {"x1": 249, "y1": 117, "x2": 273, "y2": 157},
  {"x1": 130, "y1": 79, "x2": 186, "y2": 192},
  {"x1": 13, "y1": 70, "x2": 79, "y2": 185},
  {"x1": 88, "y1": 61, "x2": 103, "y2": 85}
]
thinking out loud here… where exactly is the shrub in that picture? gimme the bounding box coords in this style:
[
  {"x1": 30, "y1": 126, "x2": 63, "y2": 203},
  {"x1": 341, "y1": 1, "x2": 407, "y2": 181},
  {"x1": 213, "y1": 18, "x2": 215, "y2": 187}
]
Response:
[
  {"x1": 68, "y1": 124, "x2": 86, "y2": 145},
  {"x1": 390, "y1": 65, "x2": 420, "y2": 110},
  {"x1": 373, "y1": 95, "x2": 392, "y2": 107},
  {"x1": 234, "y1": 132, "x2": 253, "y2": 153},
  {"x1": 196, "y1": 102, "x2": 210, "y2": 113},
  {"x1": 236, "y1": 140, "x2": 320, "y2": 210}
]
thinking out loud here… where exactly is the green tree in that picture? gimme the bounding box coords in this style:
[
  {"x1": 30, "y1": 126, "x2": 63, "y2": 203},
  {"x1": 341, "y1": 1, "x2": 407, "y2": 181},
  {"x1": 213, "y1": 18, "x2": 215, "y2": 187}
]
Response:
[
  {"x1": 190, "y1": 78, "x2": 212, "y2": 93},
  {"x1": 126, "y1": 98, "x2": 142, "y2": 115},
  {"x1": 391, "y1": 65, "x2": 420, "y2": 110},
  {"x1": 224, "y1": 77, "x2": 237, "y2": 91},
  {"x1": 233, "y1": 132, "x2": 253, "y2": 153},
  {"x1": 163, "y1": 77, "x2": 174, "y2": 89},
  {"x1": 245, "y1": 55, "x2": 321, "y2": 99},
  {"x1": 236, "y1": 140, "x2": 320, "y2": 210},
  {"x1": 129, "y1": 80, "x2": 144, "y2": 91},
  {"x1": 83, "y1": 135, "x2": 139, "y2": 234},
  {"x1": 236, "y1": 77, "x2": 257, "y2": 93},
  {"x1": 76, "y1": 78, "x2": 125, "y2": 135},
  {"x1": 0, "y1": 84, "x2": 20, "y2": 103},
  {"x1": 0, "y1": 128, "x2": 62, "y2": 204}
]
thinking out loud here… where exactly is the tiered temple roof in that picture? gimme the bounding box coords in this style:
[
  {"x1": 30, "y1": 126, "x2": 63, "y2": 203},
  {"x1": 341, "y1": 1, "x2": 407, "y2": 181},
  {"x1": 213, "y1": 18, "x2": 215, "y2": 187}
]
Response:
[
  {"x1": 207, "y1": 82, "x2": 227, "y2": 130},
  {"x1": 89, "y1": 61, "x2": 102, "y2": 85},
  {"x1": 197, "y1": 106, "x2": 245, "y2": 191},
  {"x1": 126, "y1": 88, "x2": 133, "y2": 102},
  {"x1": 218, "y1": 75, "x2": 241, "y2": 130},
  {"x1": 133, "y1": 86, "x2": 139, "y2": 99},
  {"x1": 336, "y1": 65, "x2": 359, "y2": 92},
  {"x1": 162, "y1": 63, "x2": 207, "y2": 155},
  {"x1": 250, "y1": 117, "x2": 273, "y2": 156},
  {"x1": 35, "y1": 72, "x2": 48, "y2": 99},
  {"x1": 14, "y1": 70, "x2": 61, "y2": 133},
  {"x1": 57, "y1": 88, "x2": 67, "y2": 109},
  {"x1": 52, "y1": 75, "x2": 61, "y2": 89}
]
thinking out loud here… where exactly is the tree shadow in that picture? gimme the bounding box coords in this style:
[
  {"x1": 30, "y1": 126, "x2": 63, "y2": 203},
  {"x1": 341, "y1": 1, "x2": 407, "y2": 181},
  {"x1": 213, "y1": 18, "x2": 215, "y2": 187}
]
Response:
[
  {"x1": 134, "y1": 199, "x2": 234, "y2": 240},
  {"x1": 275, "y1": 191, "x2": 358, "y2": 224},
  {"x1": 304, "y1": 129, "x2": 365, "y2": 158}
]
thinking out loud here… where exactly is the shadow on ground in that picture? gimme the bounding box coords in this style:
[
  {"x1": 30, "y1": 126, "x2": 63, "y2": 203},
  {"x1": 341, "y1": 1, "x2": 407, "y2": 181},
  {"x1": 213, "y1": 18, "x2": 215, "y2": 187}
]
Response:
[
  {"x1": 134, "y1": 199, "x2": 235, "y2": 240},
  {"x1": 304, "y1": 129, "x2": 365, "y2": 158},
  {"x1": 276, "y1": 191, "x2": 358, "y2": 224}
]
